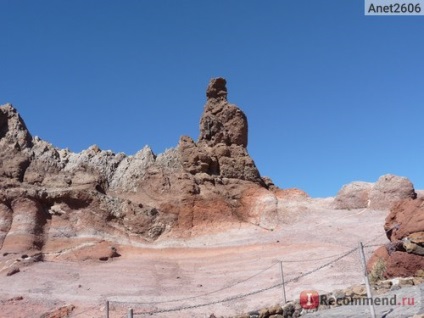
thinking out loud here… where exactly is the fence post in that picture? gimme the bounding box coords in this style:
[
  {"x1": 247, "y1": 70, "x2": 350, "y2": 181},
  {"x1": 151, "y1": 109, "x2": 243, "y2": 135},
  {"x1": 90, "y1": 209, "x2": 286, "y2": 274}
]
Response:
[
  {"x1": 279, "y1": 260, "x2": 287, "y2": 304},
  {"x1": 128, "y1": 308, "x2": 133, "y2": 318},
  {"x1": 105, "y1": 301, "x2": 109, "y2": 318},
  {"x1": 358, "y1": 242, "x2": 376, "y2": 318}
]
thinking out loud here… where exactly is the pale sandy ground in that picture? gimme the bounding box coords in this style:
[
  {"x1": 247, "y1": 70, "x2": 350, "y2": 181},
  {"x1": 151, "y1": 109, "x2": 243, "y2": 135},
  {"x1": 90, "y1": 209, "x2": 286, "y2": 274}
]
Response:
[{"x1": 0, "y1": 197, "x2": 391, "y2": 318}]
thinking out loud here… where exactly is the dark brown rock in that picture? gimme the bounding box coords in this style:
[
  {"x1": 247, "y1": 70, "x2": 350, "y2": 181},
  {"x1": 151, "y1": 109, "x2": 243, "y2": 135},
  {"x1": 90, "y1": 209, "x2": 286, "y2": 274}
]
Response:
[
  {"x1": 6, "y1": 267, "x2": 20, "y2": 276},
  {"x1": 179, "y1": 78, "x2": 262, "y2": 183},
  {"x1": 199, "y1": 77, "x2": 248, "y2": 147},
  {"x1": 179, "y1": 136, "x2": 218, "y2": 175},
  {"x1": 385, "y1": 197, "x2": 424, "y2": 242},
  {"x1": 368, "y1": 195, "x2": 424, "y2": 278},
  {"x1": 206, "y1": 77, "x2": 228, "y2": 100},
  {"x1": 385, "y1": 251, "x2": 424, "y2": 278}
]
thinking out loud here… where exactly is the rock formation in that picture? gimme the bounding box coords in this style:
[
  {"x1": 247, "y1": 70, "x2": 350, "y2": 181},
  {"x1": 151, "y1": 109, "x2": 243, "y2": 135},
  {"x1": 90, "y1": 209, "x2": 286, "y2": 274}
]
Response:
[
  {"x1": 180, "y1": 77, "x2": 261, "y2": 183},
  {"x1": 333, "y1": 174, "x2": 416, "y2": 210},
  {"x1": 367, "y1": 196, "x2": 424, "y2": 278},
  {"x1": 369, "y1": 174, "x2": 417, "y2": 210},
  {"x1": 333, "y1": 181, "x2": 373, "y2": 209},
  {"x1": 200, "y1": 77, "x2": 247, "y2": 147},
  {"x1": 0, "y1": 78, "x2": 278, "y2": 261}
]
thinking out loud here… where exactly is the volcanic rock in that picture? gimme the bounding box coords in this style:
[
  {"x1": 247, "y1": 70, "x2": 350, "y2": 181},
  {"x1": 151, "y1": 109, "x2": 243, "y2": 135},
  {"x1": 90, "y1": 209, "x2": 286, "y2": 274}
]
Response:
[
  {"x1": 403, "y1": 235, "x2": 424, "y2": 256},
  {"x1": 1, "y1": 198, "x2": 47, "y2": 254},
  {"x1": 333, "y1": 181, "x2": 373, "y2": 209},
  {"x1": 368, "y1": 196, "x2": 424, "y2": 278},
  {"x1": 200, "y1": 77, "x2": 247, "y2": 147},
  {"x1": 0, "y1": 203, "x2": 12, "y2": 249},
  {"x1": 369, "y1": 174, "x2": 417, "y2": 210},
  {"x1": 181, "y1": 77, "x2": 262, "y2": 184},
  {"x1": 368, "y1": 249, "x2": 424, "y2": 278},
  {"x1": 384, "y1": 197, "x2": 424, "y2": 242},
  {"x1": 6, "y1": 267, "x2": 20, "y2": 277},
  {"x1": 0, "y1": 78, "x2": 278, "y2": 258},
  {"x1": 334, "y1": 174, "x2": 417, "y2": 210},
  {"x1": 0, "y1": 104, "x2": 32, "y2": 150}
]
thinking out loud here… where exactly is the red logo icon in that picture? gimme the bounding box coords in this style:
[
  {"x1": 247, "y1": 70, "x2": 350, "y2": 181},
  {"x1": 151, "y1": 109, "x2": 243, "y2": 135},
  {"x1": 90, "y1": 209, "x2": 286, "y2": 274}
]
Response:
[{"x1": 300, "y1": 290, "x2": 320, "y2": 309}]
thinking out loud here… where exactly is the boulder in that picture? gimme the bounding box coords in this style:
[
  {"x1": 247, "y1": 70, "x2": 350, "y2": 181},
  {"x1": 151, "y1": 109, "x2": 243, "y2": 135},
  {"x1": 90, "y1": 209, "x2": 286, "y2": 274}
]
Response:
[
  {"x1": 368, "y1": 196, "x2": 424, "y2": 279},
  {"x1": 369, "y1": 174, "x2": 416, "y2": 210},
  {"x1": 384, "y1": 197, "x2": 424, "y2": 241},
  {"x1": 333, "y1": 181, "x2": 373, "y2": 209},
  {"x1": 385, "y1": 251, "x2": 424, "y2": 278}
]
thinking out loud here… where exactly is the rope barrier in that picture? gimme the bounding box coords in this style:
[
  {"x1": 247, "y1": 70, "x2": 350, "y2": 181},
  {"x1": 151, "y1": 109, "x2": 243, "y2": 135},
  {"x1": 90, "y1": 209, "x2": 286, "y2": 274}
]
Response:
[
  {"x1": 110, "y1": 262, "x2": 279, "y2": 306},
  {"x1": 107, "y1": 246, "x2": 360, "y2": 316}
]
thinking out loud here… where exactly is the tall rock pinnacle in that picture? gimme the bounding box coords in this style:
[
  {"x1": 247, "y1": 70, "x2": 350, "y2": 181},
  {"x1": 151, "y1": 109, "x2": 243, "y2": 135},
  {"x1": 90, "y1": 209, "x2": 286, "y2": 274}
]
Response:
[
  {"x1": 179, "y1": 77, "x2": 261, "y2": 183},
  {"x1": 199, "y1": 77, "x2": 248, "y2": 147}
]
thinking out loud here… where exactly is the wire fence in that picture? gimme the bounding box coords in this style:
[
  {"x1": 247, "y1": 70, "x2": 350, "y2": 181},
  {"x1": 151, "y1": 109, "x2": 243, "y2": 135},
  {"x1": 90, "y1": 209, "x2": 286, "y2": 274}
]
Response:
[{"x1": 103, "y1": 235, "x2": 387, "y2": 318}]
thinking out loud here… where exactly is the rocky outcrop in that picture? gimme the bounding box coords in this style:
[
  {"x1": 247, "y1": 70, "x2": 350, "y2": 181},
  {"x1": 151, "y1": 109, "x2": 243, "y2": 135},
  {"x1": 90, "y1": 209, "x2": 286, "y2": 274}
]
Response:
[
  {"x1": 180, "y1": 77, "x2": 261, "y2": 184},
  {"x1": 0, "y1": 104, "x2": 32, "y2": 149},
  {"x1": 0, "y1": 78, "x2": 277, "y2": 260},
  {"x1": 199, "y1": 77, "x2": 247, "y2": 147},
  {"x1": 333, "y1": 174, "x2": 416, "y2": 210},
  {"x1": 369, "y1": 174, "x2": 417, "y2": 210},
  {"x1": 403, "y1": 233, "x2": 424, "y2": 256},
  {"x1": 367, "y1": 196, "x2": 424, "y2": 278},
  {"x1": 1, "y1": 198, "x2": 47, "y2": 254},
  {"x1": 179, "y1": 135, "x2": 260, "y2": 183},
  {"x1": 333, "y1": 181, "x2": 373, "y2": 209},
  {"x1": 385, "y1": 197, "x2": 424, "y2": 241},
  {"x1": 0, "y1": 105, "x2": 32, "y2": 182},
  {"x1": 0, "y1": 203, "x2": 12, "y2": 249}
]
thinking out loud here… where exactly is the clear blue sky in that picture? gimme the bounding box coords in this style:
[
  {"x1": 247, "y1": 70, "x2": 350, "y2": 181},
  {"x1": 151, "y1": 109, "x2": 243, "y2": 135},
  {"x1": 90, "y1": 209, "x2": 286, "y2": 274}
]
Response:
[{"x1": 1, "y1": 1, "x2": 423, "y2": 197}]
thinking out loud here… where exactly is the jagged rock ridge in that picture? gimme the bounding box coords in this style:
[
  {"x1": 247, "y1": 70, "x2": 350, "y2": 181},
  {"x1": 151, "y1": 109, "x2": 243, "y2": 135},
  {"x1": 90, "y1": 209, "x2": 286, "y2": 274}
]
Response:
[{"x1": 0, "y1": 78, "x2": 278, "y2": 260}]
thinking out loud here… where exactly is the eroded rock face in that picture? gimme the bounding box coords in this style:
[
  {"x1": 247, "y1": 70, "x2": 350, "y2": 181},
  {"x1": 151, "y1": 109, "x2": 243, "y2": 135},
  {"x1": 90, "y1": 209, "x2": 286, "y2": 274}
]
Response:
[
  {"x1": 0, "y1": 78, "x2": 275, "y2": 259},
  {"x1": 0, "y1": 104, "x2": 32, "y2": 149},
  {"x1": 180, "y1": 77, "x2": 261, "y2": 184},
  {"x1": 385, "y1": 197, "x2": 424, "y2": 241},
  {"x1": 199, "y1": 77, "x2": 248, "y2": 147},
  {"x1": 367, "y1": 196, "x2": 424, "y2": 278},
  {"x1": 1, "y1": 198, "x2": 46, "y2": 253},
  {"x1": 0, "y1": 105, "x2": 32, "y2": 182},
  {"x1": 0, "y1": 203, "x2": 12, "y2": 249}
]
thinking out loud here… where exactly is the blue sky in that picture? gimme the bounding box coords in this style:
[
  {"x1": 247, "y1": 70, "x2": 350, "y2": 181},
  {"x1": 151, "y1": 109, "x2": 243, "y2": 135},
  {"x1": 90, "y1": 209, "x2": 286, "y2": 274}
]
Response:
[{"x1": 1, "y1": 1, "x2": 423, "y2": 197}]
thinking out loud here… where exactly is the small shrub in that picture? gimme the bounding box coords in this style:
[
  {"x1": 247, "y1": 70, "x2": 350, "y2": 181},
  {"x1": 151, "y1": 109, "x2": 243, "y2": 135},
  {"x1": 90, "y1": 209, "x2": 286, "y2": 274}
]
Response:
[{"x1": 369, "y1": 258, "x2": 386, "y2": 284}]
